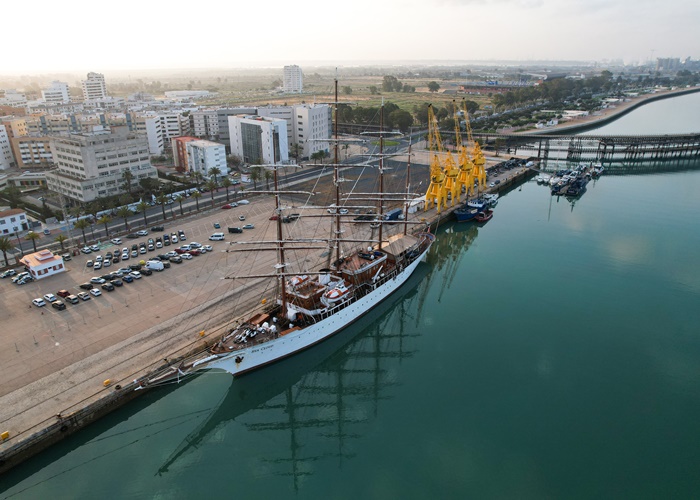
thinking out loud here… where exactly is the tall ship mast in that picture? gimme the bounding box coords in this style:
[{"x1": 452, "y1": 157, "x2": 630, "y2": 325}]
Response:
[{"x1": 139, "y1": 76, "x2": 435, "y2": 389}]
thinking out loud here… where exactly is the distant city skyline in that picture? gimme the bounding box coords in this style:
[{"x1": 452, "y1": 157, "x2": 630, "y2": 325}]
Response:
[{"x1": 3, "y1": 0, "x2": 698, "y2": 75}]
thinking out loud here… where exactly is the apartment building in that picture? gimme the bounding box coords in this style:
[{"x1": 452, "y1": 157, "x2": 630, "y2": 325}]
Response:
[
  {"x1": 186, "y1": 140, "x2": 227, "y2": 177},
  {"x1": 10, "y1": 136, "x2": 53, "y2": 168},
  {"x1": 42, "y1": 81, "x2": 71, "y2": 104},
  {"x1": 228, "y1": 116, "x2": 289, "y2": 165},
  {"x1": 171, "y1": 136, "x2": 199, "y2": 169},
  {"x1": 46, "y1": 128, "x2": 157, "y2": 204},
  {"x1": 158, "y1": 113, "x2": 191, "y2": 147},
  {"x1": 257, "y1": 104, "x2": 331, "y2": 159},
  {"x1": 0, "y1": 125, "x2": 13, "y2": 169},
  {"x1": 81, "y1": 72, "x2": 107, "y2": 101},
  {"x1": 191, "y1": 110, "x2": 219, "y2": 141},
  {"x1": 0, "y1": 208, "x2": 29, "y2": 235},
  {"x1": 283, "y1": 65, "x2": 303, "y2": 93}
]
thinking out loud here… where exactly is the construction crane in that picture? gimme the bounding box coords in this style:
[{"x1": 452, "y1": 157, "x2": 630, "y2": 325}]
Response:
[
  {"x1": 424, "y1": 105, "x2": 449, "y2": 213},
  {"x1": 454, "y1": 100, "x2": 476, "y2": 198}
]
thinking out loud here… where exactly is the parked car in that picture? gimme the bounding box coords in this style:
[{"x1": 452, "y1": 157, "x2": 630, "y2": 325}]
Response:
[
  {"x1": 77, "y1": 292, "x2": 91, "y2": 301},
  {"x1": 178, "y1": 230, "x2": 186, "y2": 241},
  {"x1": 238, "y1": 215, "x2": 246, "y2": 221},
  {"x1": 122, "y1": 275, "x2": 134, "y2": 283},
  {"x1": 170, "y1": 255, "x2": 183, "y2": 263},
  {"x1": 213, "y1": 222, "x2": 221, "y2": 228},
  {"x1": 0, "y1": 269, "x2": 17, "y2": 278},
  {"x1": 136, "y1": 230, "x2": 149, "y2": 236},
  {"x1": 110, "y1": 279, "x2": 123, "y2": 287},
  {"x1": 90, "y1": 288, "x2": 102, "y2": 297},
  {"x1": 151, "y1": 225, "x2": 164, "y2": 232},
  {"x1": 180, "y1": 253, "x2": 193, "y2": 260},
  {"x1": 189, "y1": 249, "x2": 201, "y2": 256},
  {"x1": 52, "y1": 300, "x2": 66, "y2": 311},
  {"x1": 141, "y1": 268, "x2": 153, "y2": 276},
  {"x1": 62, "y1": 253, "x2": 72, "y2": 261},
  {"x1": 222, "y1": 204, "x2": 233, "y2": 209},
  {"x1": 79, "y1": 283, "x2": 93, "y2": 290},
  {"x1": 94, "y1": 261, "x2": 102, "y2": 270},
  {"x1": 238, "y1": 199, "x2": 249, "y2": 205},
  {"x1": 203, "y1": 245, "x2": 213, "y2": 252},
  {"x1": 32, "y1": 298, "x2": 46, "y2": 307},
  {"x1": 57, "y1": 289, "x2": 70, "y2": 298},
  {"x1": 101, "y1": 283, "x2": 115, "y2": 291},
  {"x1": 130, "y1": 271, "x2": 142, "y2": 279},
  {"x1": 243, "y1": 224, "x2": 255, "y2": 229},
  {"x1": 43, "y1": 293, "x2": 57, "y2": 303},
  {"x1": 228, "y1": 227, "x2": 243, "y2": 234},
  {"x1": 86, "y1": 260, "x2": 94, "y2": 267},
  {"x1": 126, "y1": 233, "x2": 139, "y2": 239},
  {"x1": 171, "y1": 233, "x2": 179, "y2": 243},
  {"x1": 81, "y1": 247, "x2": 92, "y2": 254},
  {"x1": 90, "y1": 244, "x2": 99, "y2": 252},
  {"x1": 65, "y1": 295, "x2": 80, "y2": 304},
  {"x1": 90, "y1": 277, "x2": 106, "y2": 284},
  {"x1": 111, "y1": 238, "x2": 122, "y2": 245}
]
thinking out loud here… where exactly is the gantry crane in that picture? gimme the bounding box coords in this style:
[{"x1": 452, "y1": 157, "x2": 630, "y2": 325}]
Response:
[
  {"x1": 454, "y1": 100, "x2": 476, "y2": 198},
  {"x1": 462, "y1": 100, "x2": 487, "y2": 189},
  {"x1": 424, "y1": 105, "x2": 449, "y2": 213}
]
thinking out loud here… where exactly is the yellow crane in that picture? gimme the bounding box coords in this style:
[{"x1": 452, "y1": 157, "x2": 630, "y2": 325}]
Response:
[
  {"x1": 424, "y1": 105, "x2": 449, "y2": 213},
  {"x1": 454, "y1": 100, "x2": 476, "y2": 198},
  {"x1": 462, "y1": 100, "x2": 487, "y2": 189}
]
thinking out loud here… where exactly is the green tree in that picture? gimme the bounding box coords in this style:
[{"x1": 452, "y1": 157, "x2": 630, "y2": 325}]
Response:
[
  {"x1": 55, "y1": 234, "x2": 68, "y2": 252},
  {"x1": 97, "y1": 215, "x2": 111, "y2": 238},
  {"x1": 250, "y1": 166, "x2": 263, "y2": 190},
  {"x1": 209, "y1": 166, "x2": 222, "y2": 185},
  {"x1": 191, "y1": 190, "x2": 202, "y2": 211},
  {"x1": 342, "y1": 86, "x2": 352, "y2": 95},
  {"x1": 221, "y1": 177, "x2": 232, "y2": 202},
  {"x1": 4, "y1": 185, "x2": 22, "y2": 208},
  {"x1": 116, "y1": 206, "x2": 132, "y2": 232},
  {"x1": 175, "y1": 195, "x2": 185, "y2": 216},
  {"x1": 74, "y1": 219, "x2": 90, "y2": 245},
  {"x1": 369, "y1": 85, "x2": 379, "y2": 95},
  {"x1": 205, "y1": 180, "x2": 218, "y2": 207},
  {"x1": 389, "y1": 109, "x2": 414, "y2": 133},
  {"x1": 121, "y1": 170, "x2": 135, "y2": 197},
  {"x1": 25, "y1": 231, "x2": 40, "y2": 253},
  {"x1": 226, "y1": 154, "x2": 243, "y2": 169},
  {"x1": 0, "y1": 236, "x2": 13, "y2": 265},
  {"x1": 156, "y1": 193, "x2": 168, "y2": 220},
  {"x1": 427, "y1": 81, "x2": 440, "y2": 93},
  {"x1": 137, "y1": 201, "x2": 150, "y2": 227},
  {"x1": 382, "y1": 75, "x2": 400, "y2": 92}
]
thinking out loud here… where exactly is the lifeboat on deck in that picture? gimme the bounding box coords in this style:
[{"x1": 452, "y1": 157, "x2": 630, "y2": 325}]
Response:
[
  {"x1": 288, "y1": 274, "x2": 310, "y2": 288},
  {"x1": 321, "y1": 281, "x2": 352, "y2": 307}
]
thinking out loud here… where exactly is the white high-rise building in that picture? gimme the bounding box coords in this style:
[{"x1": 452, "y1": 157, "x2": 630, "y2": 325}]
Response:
[
  {"x1": 228, "y1": 116, "x2": 289, "y2": 165},
  {"x1": 158, "y1": 113, "x2": 191, "y2": 147},
  {"x1": 186, "y1": 140, "x2": 227, "y2": 177},
  {"x1": 191, "y1": 110, "x2": 219, "y2": 141},
  {"x1": 283, "y1": 65, "x2": 303, "y2": 93},
  {"x1": 81, "y1": 72, "x2": 107, "y2": 101},
  {"x1": 257, "y1": 104, "x2": 331, "y2": 160},
  {"x1": 42, "y1": 81, "x2": 71, "y2": 104},
  {"x1": 0, "y1": 89, "x2": 28, "y2": 108}
]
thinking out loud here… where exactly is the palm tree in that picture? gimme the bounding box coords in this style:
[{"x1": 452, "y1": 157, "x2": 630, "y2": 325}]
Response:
[
  {"x1": 175, "y1": 195, "x2": 185, "y2": 216},
  {"x1": 264, "y1": 169, "x2": 273, "y2": 190},
  {"x1": 0, "y1": 236, "x2": 13, "y2": 266},
  {"x1": 25, "y1": 232, "x2": 41, "y2": 253},
  {"x1": 86, "y1": 201, "x2": 100, "y2": 222},
  {"x1": 116, "y1": 206, "x2": 132, "y2": 232},
  {"x1": 55, "y1": 234, "x2": 68, "y2": 252},
  {"x1": 97, "y1": 215, "x2": 112, "y2": 238},
  {"x1": 205, "y1": 180, "x2": 217, "y2": 208},
  {"x1": 74, "y1": 219, "x2": 90, "y2": 245},
  {"x1": 191, "y1": 191, "x2": 202, "y2": 212},
  {"x1": 209, "y1": 166, "x2": 222, "y2": 185},
  {"x1": 122, "y1": 170, "x2": 135, "y2": 197},
  {"x1": 221, "y1": 177, "x2": 232, "y2": 202},
  {"x1": 137, "y1": 201, "x2": 150, "y2": 227},
  {"x1": 250, "y1": 166, "x2": 262, "y2": 190},
  {"x1": 156, "y1": 194, "x2": 168, "y2": 220}
]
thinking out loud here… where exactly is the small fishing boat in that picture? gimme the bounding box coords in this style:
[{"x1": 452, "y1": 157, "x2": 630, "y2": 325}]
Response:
[{"x1": 474, "y1": 209, "x2": 494, "y2": 222}]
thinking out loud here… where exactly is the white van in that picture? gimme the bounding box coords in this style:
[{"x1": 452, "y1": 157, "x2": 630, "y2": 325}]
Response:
[
  {"x1": 145, "y1": 260, "x2": 165, "y2": 271},
  {"x1": 209, "y1": 232, "x2": 225, "y2": 241}
]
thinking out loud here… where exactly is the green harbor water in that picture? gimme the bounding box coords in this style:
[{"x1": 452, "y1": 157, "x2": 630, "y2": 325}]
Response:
[{"x1": 2, "y1": 95, "x2": 700, "y2": 499}]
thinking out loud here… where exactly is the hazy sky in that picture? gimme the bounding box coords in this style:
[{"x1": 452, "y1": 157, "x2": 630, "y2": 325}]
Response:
[{"x1": 3, "y1": 0, "x2": 699, "y2": 74}]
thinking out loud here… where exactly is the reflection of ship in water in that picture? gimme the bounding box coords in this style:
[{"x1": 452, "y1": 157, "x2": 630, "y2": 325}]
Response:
[
  {"x1": 432, "y1": 223, "x2": 479, "y2": 302},
  {"x1": 156, "y1": 260, "x2": 434, "y2": 489}
]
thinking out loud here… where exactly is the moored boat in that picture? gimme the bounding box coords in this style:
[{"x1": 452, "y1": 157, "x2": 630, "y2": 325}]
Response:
[{"x1": 475, "y1": 209, "x2": 494, "y2": 222}]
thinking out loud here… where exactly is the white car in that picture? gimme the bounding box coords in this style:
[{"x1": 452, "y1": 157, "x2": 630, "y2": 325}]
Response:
[
  {"x1": 90, "y1": 244, "x2": 99, "y2": 252},
  {"x1": 43, "y1": 293, "x2": 57, "y2": 303},
  {"x1": 156, "y1": 241, "x2": 163, "y2": 249},
  {"x1": 180, "y1": 253, "x2": 193, "y2": 260},
  {"x1": 238, "y1": 215, "x2": 246, "y2": 221},
  {"x1": 171, "y1": 234, "x2": 179, "y2": 243},
  {"x1": 130, "y1": 271, "x2": 142, "y2": 279},
  {"x1": 94, "y1": 261, "x2": 103, "y2": 270},
  {"x1": 238, "y1": 199, "x2": 249, "y2": 205},
  {"x1": 32, "y1": 298, "x2": 46, "y2": 307},
  {"x1": 90, "y1": 288, "x2": 102, "y2": 297},
  {"x1": 190, "y1": 242, "x2": 202, "y2": 249},
  {"x1": 136, "y1": 230, "x2": 149, "y2": 236},
  {"x1": 122, "y1": 251, "x2": 129, "y2": 260},
  {"x1": 202, "y1": 245, "x2": 213, "y2": 252},
  {"x1": 81, "y1": 246, "x2": 92, "y2": 254},
  {"x1": 90, "y1": 277, "x2": 106, "y2": 284},
  {"x1": 77, "y1": 292, "x2": 91, "y2": 301},
  {"x1": 95, "y1": 255, "x2": 103, "y2": 262},
  {"x1": 165, "y1": 251, "x2": 178, "y2": 258},
  {"x1": 111, "y1": 238, "x2": 122, "y2": 245}
]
